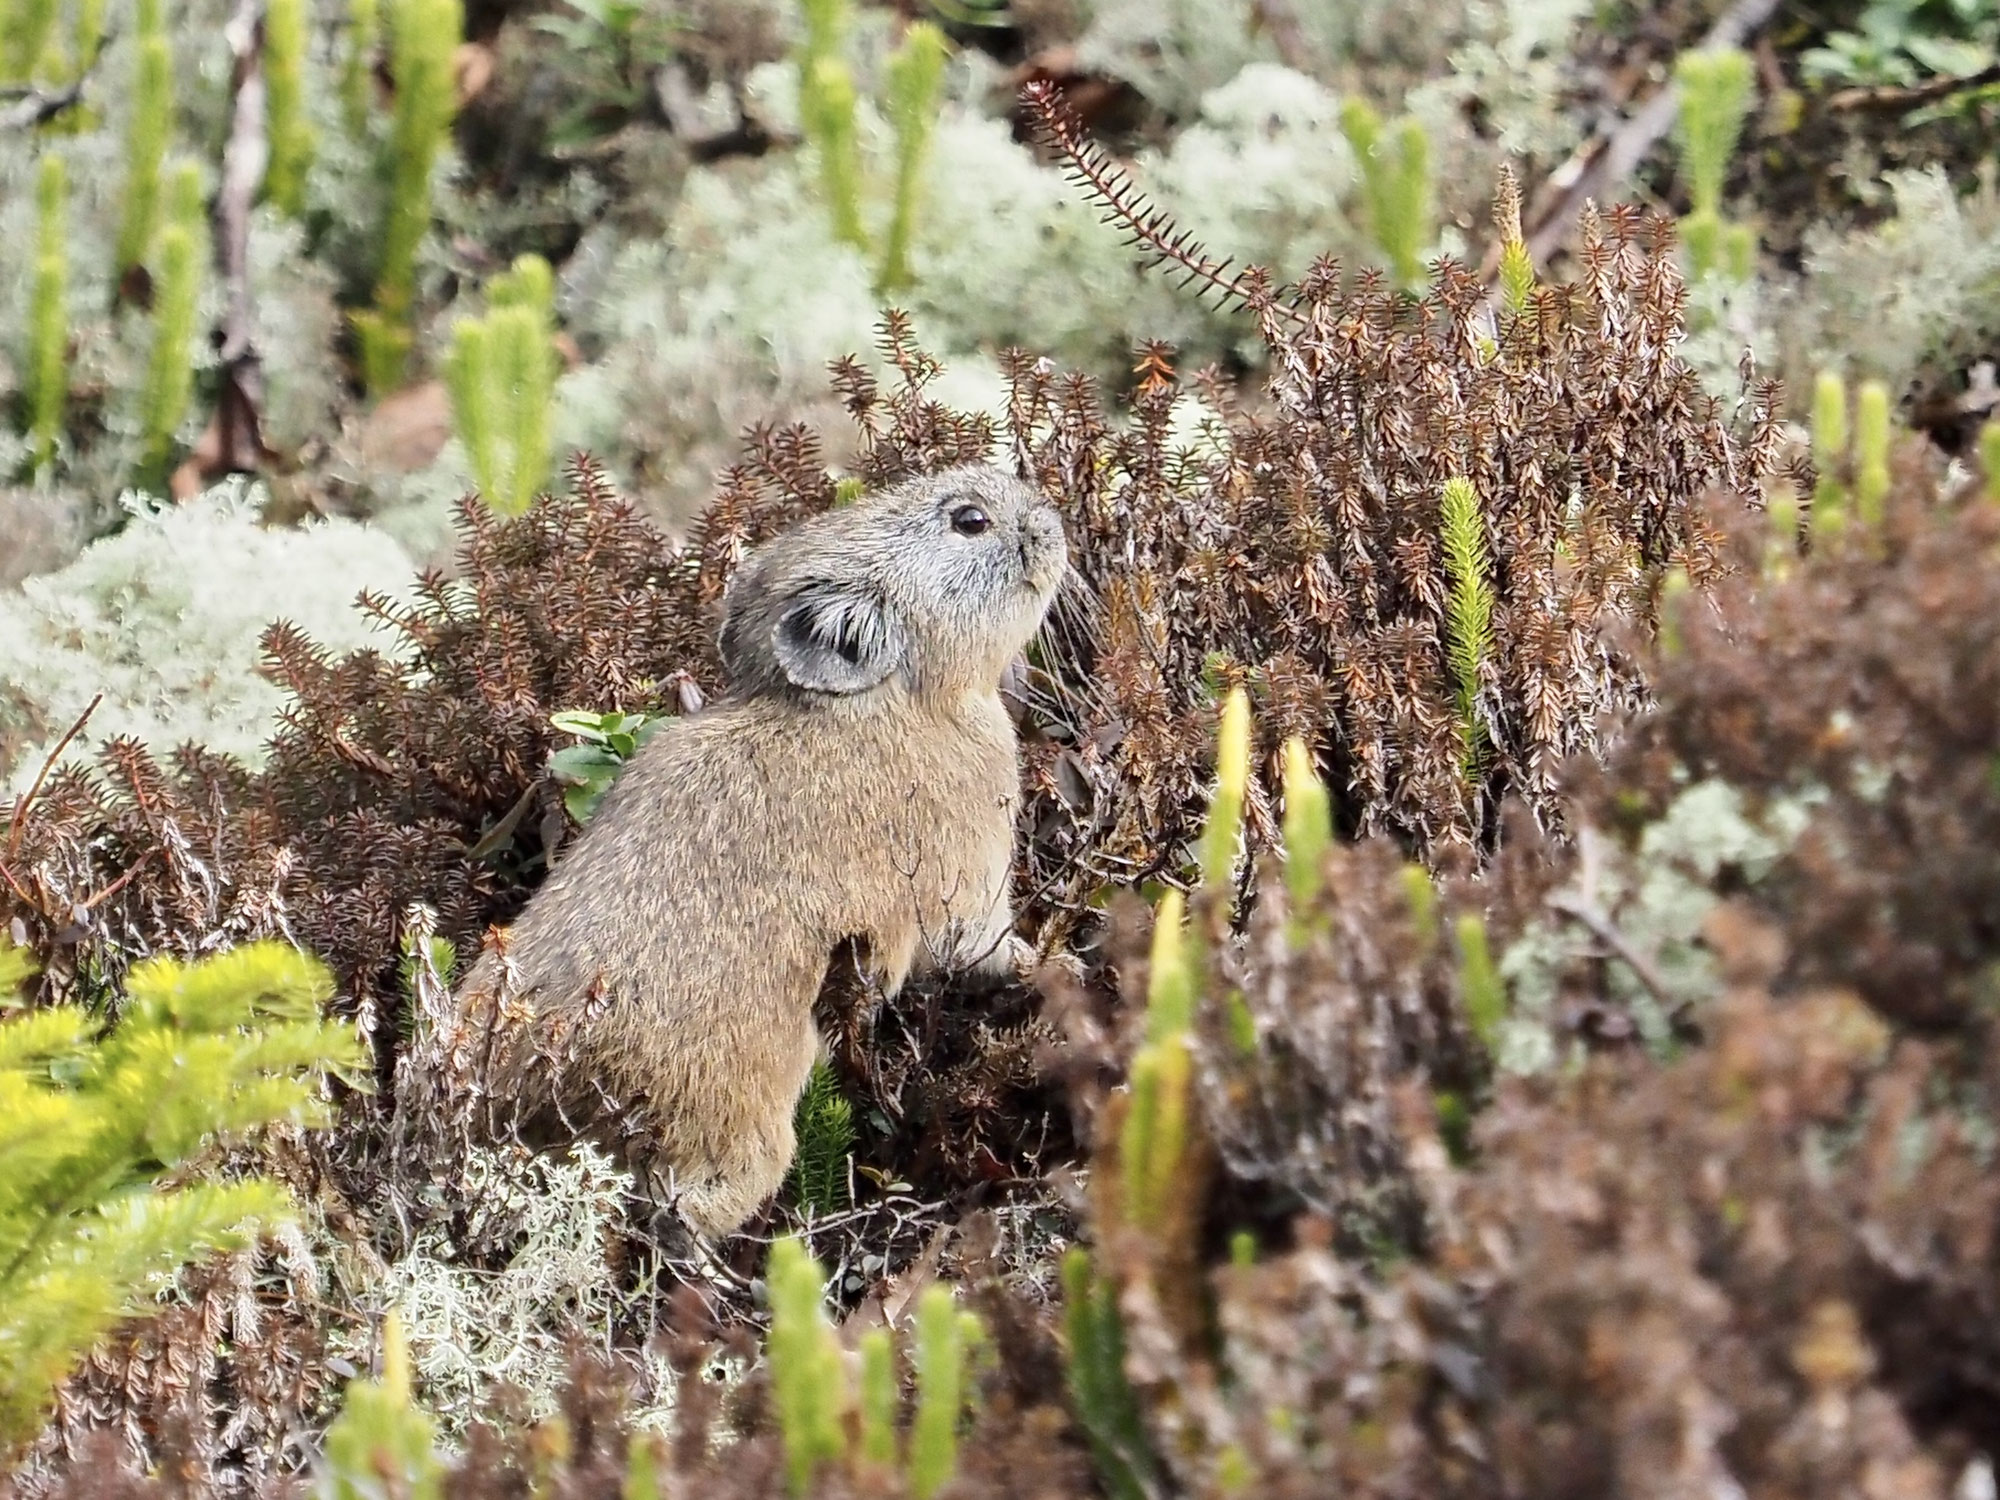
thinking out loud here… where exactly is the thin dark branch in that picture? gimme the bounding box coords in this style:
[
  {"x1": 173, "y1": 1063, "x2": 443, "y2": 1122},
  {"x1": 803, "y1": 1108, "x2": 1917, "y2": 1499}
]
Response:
[
  {"x1": 1826, "y1": 60, "x2": 2000, "y2": 111},
  {"x1": 215, "y1": 0, "x2": 273, "y2": 475},
  {"x1": 4, "y1": 693, "x2": 103, "y2": 865},
  {"x1": 1251, "y1": 0, "x2": 1315, "y2": 72},
  {"x1": 0, "y1": 34, "x2": 106, "y2": 131},
  {"x1": 1019, "y1": 80, "x2": 1306, "y2": 326}
]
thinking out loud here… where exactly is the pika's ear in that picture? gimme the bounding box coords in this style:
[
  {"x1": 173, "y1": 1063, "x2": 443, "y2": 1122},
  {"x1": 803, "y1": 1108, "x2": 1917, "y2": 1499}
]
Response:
[{"x1": 772, "y1": 581, "x2": 906, "y2": 694}]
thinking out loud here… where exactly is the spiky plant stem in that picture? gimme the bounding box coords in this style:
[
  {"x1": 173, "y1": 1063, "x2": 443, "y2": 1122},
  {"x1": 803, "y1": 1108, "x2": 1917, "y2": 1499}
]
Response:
[
  {"x1": 2, "y1": 0, "x2": 60, "y2": 82},
  {"x1": 342, "y1": 0, "x2": 380, "y2": 136},
  {"x1": 798, "y1": 0, "x2": 866, "y2": 250},
  {"x1": 263, "y1": 0, "x2": 315, "y2": 218},
  {"x1": 1060, "y1": 1249, "x2": 1157, "y2": 1500},
  {"x1": 26, "y1": 153, "x2": 68, "y2": 476},
  {"x1": 354, "y1": 0, "x2": 461, "y2": 395},
  {"x1": 1020, "y1": 79, "x2": 1299, "y2": 321},
  {"x1": 907, "y1": 1286, "x2": 971, "y2": 1498},
  {"x1": 767, "y1": 1237, "x2": 846, "y2": 1496},
  {"x1": 1340, "y1": 98, "x2": 1433, "y2": 288},
  {"x1": 1494, "y1": 163, "x2": 1535, "y2": 315},
  {"x1": 114, "y1": 0, "x2": 173, "y2": 278},
  {"x1": 138, "y1": 161, "x2": 205, "y2": 485},
  {"x1": 1439, "y1": 477, "x2": 1495, "y2": 770},
  {"x1": 876, "y1": 21, "x2": 948, "y2": 292}
]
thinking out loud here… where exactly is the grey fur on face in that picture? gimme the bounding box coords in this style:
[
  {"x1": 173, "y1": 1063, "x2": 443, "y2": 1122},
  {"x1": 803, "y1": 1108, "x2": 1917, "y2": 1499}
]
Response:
[{"x1": 718, "y1": 465, "x2": 1068, "y2": 704}]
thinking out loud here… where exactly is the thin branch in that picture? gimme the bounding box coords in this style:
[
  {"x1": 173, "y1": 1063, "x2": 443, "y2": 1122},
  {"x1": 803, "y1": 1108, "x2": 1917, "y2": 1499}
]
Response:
[
  {"x1": 0, "y1": 35, "x2": 106, "y2": 131},
  {"x1": 1826, "y1": 61, "x2": 2000, "y2": 111},
  {"x1": 1250, "y1": 0, "x2": 1315, "y2": 73},
  {"x1": 214, "y1": 0, "x2": 273, "y2": 476},
  {"x1": 1545, "y1": 826, "x2": 1676, "y2": 1014},
  {"x1": 1019, "y1": 80, "x2": 1305, "y2": 326},
  {"x1": 4, "y1": 694, "x2": 103, "y2": 865},
  {"x1": 1547, "y1": 890, "x2": 1677, "y2": 1014}
]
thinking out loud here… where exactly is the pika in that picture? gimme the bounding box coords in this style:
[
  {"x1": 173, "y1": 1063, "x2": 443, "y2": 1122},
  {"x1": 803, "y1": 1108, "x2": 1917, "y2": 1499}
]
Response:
[{"x1": 452, "y1": 464, "x2": 1068, "y2": 1236}]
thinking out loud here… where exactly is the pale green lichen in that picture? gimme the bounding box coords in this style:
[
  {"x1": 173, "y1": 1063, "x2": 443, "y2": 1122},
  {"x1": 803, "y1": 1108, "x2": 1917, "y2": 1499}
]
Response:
[
  {"x1": 365, "y1": 1144, "x2": 677, "y2": 1435},
  {"x1": 1781, "y1": 166, "x2": 2000, "y2": 400},
  {"x1": 0, "y1": 480, "x2": 415, "y2": 787},
  {"x1": 1492, "y1": 779, "x2": 1821, "y2": 1073}
]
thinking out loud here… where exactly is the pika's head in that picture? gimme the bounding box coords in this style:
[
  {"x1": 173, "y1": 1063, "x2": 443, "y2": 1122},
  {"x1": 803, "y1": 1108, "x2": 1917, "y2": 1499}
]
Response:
[{"x1": 718, "y1": 464, "x2": 1068, "y2": 703}]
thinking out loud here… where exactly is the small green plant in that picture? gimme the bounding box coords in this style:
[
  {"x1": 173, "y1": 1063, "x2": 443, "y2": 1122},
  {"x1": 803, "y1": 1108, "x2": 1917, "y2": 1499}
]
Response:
[
  {"x1": 906, "y1": 1285, "x2": 977, "y2": 1500},
  {"x1": 2, "y1": 0, "x2": 60, "y2": 82},
  {"x1": 798, "y1": 0, "x2": 866, "y2": 250},
  {"x1": 1402, "y1": 862, "x2": 1440, "y2": 952},
  {"x1": 766, "y1": 1236, "x2": 850, "y2": 1496},
  {"x1": 443, "y1": 254, "x2": 559, "y2": 516},
  {"x1": 547, "y1": 708, "x2": 667, "y2": 823},
  {"x1": 1494, "y1": 163, "x2": 1536, "y2": 317},
  {"x1": 1672, "y1": 48, "x2": 1758, "y2": 281},
  {"x1": 68, "y1": 0, "x2": 104, "y2": 81},
  {"x1": 25, "y1": 151, "x2": 69, "y2": 476},
  {"x1": 0, "y1": 938, "x2": 366, "y2": 1455},
  {"x1": 1802, "y1": 0, "x2": 2000, "y2": 102},
  {"x1": 317, "y1": 1314, "x2": 441, "y2": 1500},
  {"x1": 1121, "y1": 891, "x2": 1194, "y2": 1231},
  {"x1": 114, "y1": 0, "x2": 173, "y2": 279},
  {"x1": 529, "y1": 0, "x2": 682, "y2": 148},
  {"x1": 856, "y1": 1328, "x2": 898, "y2": 1474},
  {"x1": 1060, "y1": 1248, "x2": 1157, "y2": 1500},
  {"x1": 876, "y1": 21, "x2": 948, "y2": 293},
  {"x1": 138, "y1": 160, "x2": 206, "y2": 485},
  {"x1": 353, "y1": 0, "x2": 463, "y2": 395},
  {"x1": 1338, "y1": 98, "x2": 1433, "y2": 288},
  {"x1": 785, "y1": 1060, "x2": 855, "y2": 1216},
  {"x1": 1439, "y1": 476, "x2": 1495, "y2": 772},
  {"x1": 796, "y1": 4, "x2": 954, "y2": 289},
  {"x1": 765, "y1": 1236, "x2": 984, "y2": 1496},
  {"x1": 1455, "y1": 913, "x2": 1506, "y2": 1047},
  {"x1": 1195, "y1": 685, "x2": 1250, "y2": 889},
  {"x1": 1810, "y1": 369, "x2": 1897, "y2": 539},
  {"x1": 1981, "y1": 420, "x2": 2000, "y2": 503},
  {"x1": 1280, "y1": 735, "x2": 1332, "y2": 935},
  {"x1": 342, "y1": 0, "x2": 380, "y2": 136},
  {"x1": 263, "y1": 0, "x2": 315, "y2": 218}
]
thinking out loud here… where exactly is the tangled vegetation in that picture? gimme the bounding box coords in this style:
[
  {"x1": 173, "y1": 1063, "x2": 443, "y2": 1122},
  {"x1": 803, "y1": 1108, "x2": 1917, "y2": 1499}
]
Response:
[{"x1": 3, "y1": 0, "x2": 2000, "y2": 1493}]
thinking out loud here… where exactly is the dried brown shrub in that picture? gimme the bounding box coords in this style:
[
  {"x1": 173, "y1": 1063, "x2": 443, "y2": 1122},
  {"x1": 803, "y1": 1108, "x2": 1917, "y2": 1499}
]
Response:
[{"x1": 1064, "y1": 466, "x2": 2000, "y2": 1500}]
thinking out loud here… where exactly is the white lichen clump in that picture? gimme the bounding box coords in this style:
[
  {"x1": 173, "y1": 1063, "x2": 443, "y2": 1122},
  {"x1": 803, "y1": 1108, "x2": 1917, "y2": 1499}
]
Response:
[{"x1": 0, "y1": 480, "x2": 415, "y2": 787}]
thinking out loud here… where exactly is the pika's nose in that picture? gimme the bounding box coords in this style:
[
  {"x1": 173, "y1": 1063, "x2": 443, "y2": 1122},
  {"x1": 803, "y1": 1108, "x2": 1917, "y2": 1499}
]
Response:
[{"x1": 1018, "y1": 507, "x2": 1068, "y2": 591}]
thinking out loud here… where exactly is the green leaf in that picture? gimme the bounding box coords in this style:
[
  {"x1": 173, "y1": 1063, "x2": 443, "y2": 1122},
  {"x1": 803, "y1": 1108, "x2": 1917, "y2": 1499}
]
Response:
[{"x1": 548, "y1": 744, "x2": 621, "y2": 784}]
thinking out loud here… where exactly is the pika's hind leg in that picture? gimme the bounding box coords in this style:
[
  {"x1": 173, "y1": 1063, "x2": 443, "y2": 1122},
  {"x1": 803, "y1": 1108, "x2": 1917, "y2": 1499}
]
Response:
[{"x1": 642, "y1": 1019, "x2": 820, "y2": 1238}]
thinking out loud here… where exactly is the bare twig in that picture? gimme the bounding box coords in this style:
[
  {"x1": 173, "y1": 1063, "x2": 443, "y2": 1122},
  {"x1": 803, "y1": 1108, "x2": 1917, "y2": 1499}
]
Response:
[
  {"x1": 1515, "y1": 0, "x2": 1785, "y2": 271},
  {"x1": 1547, "y1": 890, "x2": 1677, "y2": 1012},
  {"x1": 0, "y1": 35, "x2": 106, "y2": 132},
  {"x1": 1251, "y1": 0, "x2": 1314, "y2": 73},
  {"x1": 1020, "y1": 79, "x2": 1305, "y2": 325},
  {"x1": 4, "y1": 694, "x2": 103, "y2": 865},
  {"x1": 1826, "y1": 61, "x2": 2000, "y2": 111},
  {"x1": 214, "y1": 0, "x2": 274, "y2": 476},
  {"x1": 0, "y1": 78, "x2": 87, "y2": 130},
  {"x1": 1545, "y1": 825, "x2": 1676, "y2": 1013}
]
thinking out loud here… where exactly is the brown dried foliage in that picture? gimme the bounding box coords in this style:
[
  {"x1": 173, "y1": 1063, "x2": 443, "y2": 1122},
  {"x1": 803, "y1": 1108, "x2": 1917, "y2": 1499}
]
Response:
[{"x1": 1065, "y1": 472, "x2": 2000, "y2": 1499}]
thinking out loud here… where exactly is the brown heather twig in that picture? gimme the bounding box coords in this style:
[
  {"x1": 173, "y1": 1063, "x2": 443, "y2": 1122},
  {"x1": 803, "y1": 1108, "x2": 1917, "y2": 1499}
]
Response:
[{"x1": 1019, "y1": 79, "x2": 1306, "y2": 325}]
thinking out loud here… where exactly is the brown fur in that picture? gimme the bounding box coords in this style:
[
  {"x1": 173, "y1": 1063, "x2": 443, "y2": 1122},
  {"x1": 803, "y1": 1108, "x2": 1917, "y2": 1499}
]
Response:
[{"x1": 452, "y1": 465, "x2": 1067, "y2": 1234}]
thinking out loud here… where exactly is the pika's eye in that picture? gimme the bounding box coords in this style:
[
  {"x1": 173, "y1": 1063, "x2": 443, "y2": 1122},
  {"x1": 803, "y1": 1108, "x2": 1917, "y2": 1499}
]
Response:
[{"x1": 949, "y1": 503, "x2": 991, "y2": 536}]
